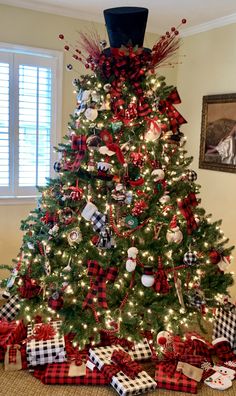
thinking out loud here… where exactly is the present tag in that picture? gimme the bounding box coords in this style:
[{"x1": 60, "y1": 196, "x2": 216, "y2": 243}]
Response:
[
  {"x1": 177, "y1": 361, "x2": 203, "y2": 382},
  {"x1": 4, "y1": 345, "x2": 22, "y2": 371},
  {"x1": 68, "y1": 362, "x2": 87, "y2": 377}
]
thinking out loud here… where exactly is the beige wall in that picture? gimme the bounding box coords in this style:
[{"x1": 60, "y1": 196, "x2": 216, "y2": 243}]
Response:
[
  {"x1": 0, "y1": 5, "x2": 174, "y2": 269},
  {"x1": 177, "y1": 24, "x2": 236, "y2": 298}
]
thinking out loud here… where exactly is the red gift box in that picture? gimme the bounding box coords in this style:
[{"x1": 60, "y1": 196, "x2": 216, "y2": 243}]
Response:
[
  {"x1": 0, "y1": 320, "x2": 26, "y2": 362},
  {"x1": 155, "y1": 360, "x2": 198, "y2": 394},
  {"x1": 34, "y1": 362, "x2": 109, "y2": 385}
]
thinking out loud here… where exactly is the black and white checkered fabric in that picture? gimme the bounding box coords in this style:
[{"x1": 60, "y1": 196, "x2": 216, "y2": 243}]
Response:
[
  {"x1": 187, "y1": 170, "x2": 197, "y2": 182},
  {"x1": 0, "y1": 294, "x2": 20, "y2": 321},
  {"x1": 213, "y1": 305, "x2": 236, "y2": 353},
  {"x1": 124, "y1": 339, "x2": 152, "y2": 361},
  {"x1": 183, "y1": 252, "x2": 197, "y2": 266},
  {"x1": 26, "y1": 321, "x2": 66, "y2": 367},
  {"x1": 89, "y1": 346, "x2": 156, "y2": 396},
  {"x1": 91, "y1": 211, "x2": 106, "y2": 232}
]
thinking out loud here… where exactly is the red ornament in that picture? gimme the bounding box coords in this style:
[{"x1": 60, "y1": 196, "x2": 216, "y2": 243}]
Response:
[
  {"x1": 132, "y1": 200, "x2": 148, "y2": 216},
  {"x1": 209, "y1": 250, "x2": 221, "y2": 264},
  {"x1": 158, "y1": 336, "x2": 167, "y2": 346}
]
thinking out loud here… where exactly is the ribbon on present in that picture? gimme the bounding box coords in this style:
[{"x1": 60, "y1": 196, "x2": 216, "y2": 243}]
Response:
[
  {"x1": 83, "y1": 261, "x2": 118, "y2": 309},
  {"x1": 27, "y1": 323, "x2": 56, "y2": 342},
  {"x1": 158, "y1": 88, "x2": 187, "y2": 132},
  {"x1": 154, "y1": 256, "x2": 170, "y2": 294},
  {"x1": 178, "y1": 192, "x2": 198, "y2": 234},
  {"x1": 101, "y1": 349, "x2": 142, "y2": 382}
]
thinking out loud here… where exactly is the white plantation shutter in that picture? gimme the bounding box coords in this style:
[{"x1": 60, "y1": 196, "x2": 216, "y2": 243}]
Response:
[{"x1": 0, "y1": 45, "x2": 62, "y2": 199}]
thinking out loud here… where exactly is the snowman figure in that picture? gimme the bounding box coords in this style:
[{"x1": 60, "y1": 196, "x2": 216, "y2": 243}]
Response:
[{"x1": 166, "y1": 215, "x2": 183, "y2": 244}]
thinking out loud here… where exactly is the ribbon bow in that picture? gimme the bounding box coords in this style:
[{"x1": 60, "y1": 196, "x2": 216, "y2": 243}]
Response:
[
  {"x1": 32, "y1": 323, "x2": 56, "y2": 341},
  {"x1": 83, "y1": 261, "x2": 118, "y2": 309},
  {"x1": 159, "y1": 88, "x2": 187, "y2": 132},
  {"x1": 0, "y1": 320, "x2": 15, "y2": 335},
  {"x1": 71, "y1": 134, "x2": 87, "y2": 154},
  {"x1": 111, "y1": 349, "x2": 142, "y2": 379},
  {"x1": 178, "y1": 192, "x2": 198, "y2": 234}
]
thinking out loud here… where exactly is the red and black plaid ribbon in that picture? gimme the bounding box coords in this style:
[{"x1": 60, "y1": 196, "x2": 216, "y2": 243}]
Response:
[
  {"x1": 83, "y1": 261, "x2": 118, "y2": 309},
  {"x1": 159, "y1": 88, "x2": 187, "y2": 132},
  {"x1": 178, "y1": 192, "x2": 198, "y2": 234},
  {"x1": 154, "y1": 256, "x2": 170, "y2": 294},
  {"x1": 101, "y1": 349, "x2": 142, "y2": 382},
  {"x1": 41, "y1": 211, "x2": 58, "y2": 225},
  {"x1": 9, "y1": 344, "x2": 21, "y2": 364},
  {"x1": 71, "y1": 134, "x2": 87, "y2": 154}
]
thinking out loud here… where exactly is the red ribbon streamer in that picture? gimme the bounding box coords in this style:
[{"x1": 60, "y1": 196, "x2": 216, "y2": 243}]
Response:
[
  {"x1": 178, "y1": 192, "x2": 198, "y2": 235},
  {"x1": 159, "y1": 88, "x2": 187, "y2": 132},
  {"x1": 83, "y1": 261, "x2": 118, "y2": 309},
  {"x1": 154, "y1": 257, "x2": 170, "y2": 294}
]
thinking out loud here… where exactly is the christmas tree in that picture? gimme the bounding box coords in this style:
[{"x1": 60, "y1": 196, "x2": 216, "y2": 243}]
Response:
[{"x1": 1, "y1": 7, "x2": 234, "y2": 347}]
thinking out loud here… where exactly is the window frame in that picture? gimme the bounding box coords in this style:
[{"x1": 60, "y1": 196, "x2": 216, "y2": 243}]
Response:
[{"x1": 0, "y1": 42, "x2": 63, "y2": 204}]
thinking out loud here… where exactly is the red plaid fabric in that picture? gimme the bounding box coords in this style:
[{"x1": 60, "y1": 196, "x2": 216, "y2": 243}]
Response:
[
  {"x1": 155, "y1": 361, "x2": 198, "y2": 393},
  {"x1": 111, "y1": 349, "x2": 142, "y2": 379},
  {"x1": 158, "y1": 88, "x2": 187, "y2": 132},
  {"x1": 154, "y1": 257, "x2": 170, "y2": 294},
  {"x1": 185, "y1": 332, "x2": 214, "y2": 352},
  {"x1": 191, "y1": 338, "x2": 212, "y2": 361},
  {"x1": 34, "y1": 362, "x2": 109, "y2": 385},
  {"x1": 213, "y1": 339, "x2": 236, "y2": 362},
  {"x1": 83, "y1": 261, "x2": 118, "y2": 309},
  {"x1": 0, "y1": 320, "x2": 26, "y2": 362},
  {"x1": 6, "y1": 344, "x2": 27, "y2": 369},
  {"x1": 71, "y1": 134, "x2": 87, "y2": 154},
  {"x1": 178, "y1": 192, "x2": 198, "y2": 234}
]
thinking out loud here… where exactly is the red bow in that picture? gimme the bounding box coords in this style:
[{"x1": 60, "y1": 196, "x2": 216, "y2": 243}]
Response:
[
  {"x1": 159, "y1": 89, "x2": 187, "y2": 132},
  {"x1": 68, "y1": 179, "x2": 83, "y2": 200},
  {"x1": 41, "y1": 211, "x2": 58, "y2": 224},
  {"x1": 71, "y1": 134, "x2": 87, "y2": 153},
  {"x1": 18, "y1": 276, "x2": 41, "y2": 299},
  {"x1": 83, "y1": 261, "x2": 118, "y2": 309},
  {"x1": 102, "y1": 349, "x2": 142, "y2": 382},
  {"x1": 26, "y1": 323, "x2": 56, "y2": 342},
  {"x1": 0, "y1": 320, "x2": 15, "y2": 335},
  {"x1": 178, "y1": 192, "x2": 198, "y2": 234}
]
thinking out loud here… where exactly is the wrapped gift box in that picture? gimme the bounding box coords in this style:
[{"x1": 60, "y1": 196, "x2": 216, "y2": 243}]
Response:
[
  {"x1": 34, "y1": 361, "x2": 109, "y2": 385},
  {"x1": 89, "y1": 345, "x2": 156, "y2": 396},
  {"x1": 155, "y1": 361, "x2": 198, "y2": 394},
  {"x1": 0, "y1": 295, "x2": 20, "y2": 321},
  {"x1": 0, "y1": 320, "x2": 26, "y2": 362},
  {"x1": 213, "y1": 304, "x2": 236, "y2": 353},
  {"x1": 26, "y1": 321, "x2": 66, "y2": 367}
]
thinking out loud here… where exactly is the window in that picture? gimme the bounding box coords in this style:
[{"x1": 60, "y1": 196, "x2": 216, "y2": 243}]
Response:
[{"x1": 0, "y1": 44, "x2": 62, "y2": 200}]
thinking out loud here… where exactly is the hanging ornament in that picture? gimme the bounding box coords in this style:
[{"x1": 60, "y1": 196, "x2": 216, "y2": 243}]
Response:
[
  {"x1": 154, "y1": 257, "x2": 170, "y2": 294},
  {"x1": 125, "y1": 191, "x2": 133, "y2": 205},
  {"x1": 144, "y1": 117, "x2": 162, "y2": 142},
  {"x1": 63, "y1": 258, "x2": 72, "y2": 272},
  {"x1": 156, "y1": 330, "x2": 172, "y2": 347},
  {"x1": 97, "y1": 226, "x2": 115, "y2": 249},
  {"x1": 130, "y1": 151, "x2": 144, "y2": 167},
  {"x1": 68, "y1": 180, "x2": 83, "y2": 200},
  {"x1": 44, "y1": 258, "x2": 51, "y2": 276},
  {"x1": 99, "y1": 39, "x2": 107, "y2": 49},
  {"x1": 27, "y1": 242, "x2": 34, "y2": 250},
  {"x1": 48, "y1": 224, "x2": 59, "y2": 236},
  {"x1": 66, "y1": 64, "x2": 73, "y2": 71},
  {"x1": 132, "y1": 200, "x2": 148, "y2": 216},
  {"x1": 85, "y1": 107, "x2": 98, "y2": 121},
  {"x1": 126, "y1": 247, "x2": 138, "y2": 272},
  {"x1": 159, "y1": 194, "x2": 170, "y2": 204},
  {"x1": 174, "y1": 272, "x2": 185, "y2": 309},
  {"x1": 86, "y1": 134, "x2": 102, "y2": 151},
  {"x1": 67, "y1": 227, "x2": 82, "y2": 246},
  {"x1": 91, "y1": 234, "x2": 100, "y2": 246},
  {"x1": 209, "y1": 250, "x2": 221, "y2": 264},
  {"x1": 6, "y1": 268, "x2": 18, "y2": 289},
  {"x1": 111, "y1": 183, "x2": 127, "y2": 202},
  {"x1": 53, "y1": 161, "x2": 62, "y2": 173},
  {"x1": 186, "y1": 169, "x2": 197, "y2": 182},
  {"x1": 48, "y1": 291, "x2": 64, "y2": 311},
  {"x1": 18, "y1": 276, "x2": 41, "y2": 299},
  {"x1": 183, "y1": 251, "x2": 198, "y2": 266},
  {"x1": 87, "y1": 156, "x2": 96, "y2": 171},
  {"x1": 151, "y1": 169, "x2": 165, "y2": 182},
  {"x1": 141, "y1": 266, "x2": 155, "y2": 287},
  {"x1": 60, "y1": 207, "x2": 75, "y2": 225},
  {"x1": 81, "y1": 201, "x2": 98, "y2": 221},
  {"x1": 166, "y1": 215, "x2": 183, "y2": 244},
  {"x1": 187, "y1": 284, "x2": 206, "y2": 312},
  {"x1": 125, "y1": 215, "x2": 139, "y2": 229}
]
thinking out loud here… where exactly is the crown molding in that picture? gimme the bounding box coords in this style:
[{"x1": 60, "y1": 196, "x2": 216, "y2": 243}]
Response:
[
  {"x1": 1, "y1": 0, "x2": 236, "y2": 36},
  {"x1": 180, "y1": 13, "x2": 236, "y2": 37}
]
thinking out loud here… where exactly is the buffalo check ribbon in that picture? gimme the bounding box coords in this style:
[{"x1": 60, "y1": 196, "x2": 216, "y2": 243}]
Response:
[
  {"x1": 8, "y1": 344, "x2": 21, "y2": 364},
  {"x1": 159, "y1": 88, "x2": 187, "y2": 131},
  {"x1": 178, "y1": 192, "x2": 198, "y2": 234},
  {"x1": 71, "y1": 134, "x2": 87, "y2": 154},
  {"x1": 83, "y1": 261, "x2": 118, "y2": 309},
  {"x1": 101, "y1": 349, "x2": 142, "y2": 382}
]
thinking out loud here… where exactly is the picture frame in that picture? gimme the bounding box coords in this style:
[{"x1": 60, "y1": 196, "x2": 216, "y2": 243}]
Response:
[{"x1": 199, "y1": 93, "x2": 236, "y2": 173}]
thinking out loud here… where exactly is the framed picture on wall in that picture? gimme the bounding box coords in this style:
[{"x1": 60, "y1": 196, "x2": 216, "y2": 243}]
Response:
[{"x1": 199, "y1": 93, "x2": 236, "y2": 173}]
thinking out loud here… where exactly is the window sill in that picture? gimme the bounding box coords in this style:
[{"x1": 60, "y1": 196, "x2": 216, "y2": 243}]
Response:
[{"x1": 0, "y1": 196, "x2": 39, "y2": 206}]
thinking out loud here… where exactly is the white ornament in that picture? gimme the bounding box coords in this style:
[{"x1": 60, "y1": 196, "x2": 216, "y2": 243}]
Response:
[
  {"x1": 81, "y1": 90, "x2": 91, "y2": 101},
  {"x1": 141, "y1": 274, "x2": 155, "y2": 287},
  {"x1": 159, "y1": 195, "x2": 170, "y2": 204},
  {"x1": 126, "y1": 259, "x2": 136, "y2": 272},
  {"x1": 99, "y1": 146, "x2": 115, "y2": 156},
  {"x1": 151, "y1": 169, "x2": 165, "y2": 182},
  {"x1": 127, "y1": 247, "x2": 138, "y2": 258},
  {"x1": 81, "y1": 202, "x2": 98, "y2": 221},
  {"x1": 27, "y1": 242, "x2": 34, "y2": 250},
  {"x1": 85, "y1": 108, "x2": 98, "y2": 121},
  {"x1": 156, "y1": 330, "x2": 172, "y2": 346},
  {"x1": 166, "y1": 226, "x2": 183, "y2": 244}
]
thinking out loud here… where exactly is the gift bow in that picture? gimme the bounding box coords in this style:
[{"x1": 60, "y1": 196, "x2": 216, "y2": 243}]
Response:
[
  {"x1": 32, "y1": 323, "x2": 56, "y2": 341},
  {"x1": 83, "y1": 261, "x2": 118, "y2": 309},
  {"x1": 160, "y1": 353, "x2": 207, "y2": 377},
  {"x1": 178, "y1": 192, "x2": 198, "y2": 235},
  {"x1": 101, "y1": 349, "x2": 142, "y2": 382},
  {"x1": 159, "y1": 88, "x2": 187, "y2": 131},
  {"x1": 0, "y1": 320, "x2": 15, "y2": 335}
]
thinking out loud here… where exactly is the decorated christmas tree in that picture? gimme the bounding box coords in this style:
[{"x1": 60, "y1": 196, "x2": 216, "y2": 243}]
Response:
[{"x1": 1, "y1": 7, "x2": 234, "y2": 347}]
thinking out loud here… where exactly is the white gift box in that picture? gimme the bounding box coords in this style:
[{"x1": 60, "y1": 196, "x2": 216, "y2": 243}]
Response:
[
  {"x1": 89, "y1": 345, "x2": 156, "y2": 396},
  {"x1": 125, "y1": 339, "x2": 152, "y2": 361},
  {"x1": 26, "y1": 321, "x2": 66, "y2": 367}
]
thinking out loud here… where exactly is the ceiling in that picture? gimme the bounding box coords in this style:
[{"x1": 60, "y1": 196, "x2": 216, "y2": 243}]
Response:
[{"x1": 1, "y1": 0, "x2": 236, "y2": 35}]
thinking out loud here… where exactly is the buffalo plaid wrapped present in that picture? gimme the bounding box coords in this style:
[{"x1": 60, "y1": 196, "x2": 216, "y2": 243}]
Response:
[
  {"x1": 213, "y1": 303, "x2": 236, "y2": 353},
  {"x1": 89, "y1": 345, "x2": 156, "y2": 396},
  {"x1": 34, "y1": 361, "x2": 109, "y2": 385},
  {"x1": 26, "y1": 321, "x2": 66, "y2": 367},
  {"x1": 0, "y1": 319, "x2": 26, "y2": 362},
  {"x1": 155, "y1": 354, "x2": 206, "y2": 394},
  {"x1": 0, "y1": 295, "x2": 20, "y2": 321}
]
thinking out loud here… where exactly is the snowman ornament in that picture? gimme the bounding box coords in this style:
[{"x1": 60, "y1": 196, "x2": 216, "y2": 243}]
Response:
[
  {"x1": 166, "y1": 215, "x2": 183, "y2": 244},
  {"x1": 126, "y1": 247, "x2": 138, "y2": 272}
]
